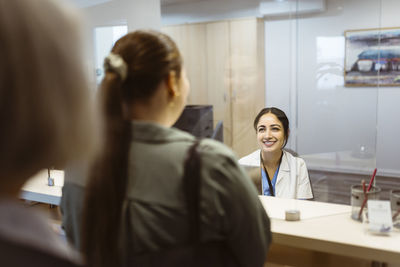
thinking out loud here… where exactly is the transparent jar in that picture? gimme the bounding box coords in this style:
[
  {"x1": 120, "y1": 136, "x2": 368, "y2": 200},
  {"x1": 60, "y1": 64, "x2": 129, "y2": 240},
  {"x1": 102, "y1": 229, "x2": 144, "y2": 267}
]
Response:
[
  {"x1": 390, "y1": 190, "x2": 400, "y2": 229},
  {"x1": 351, "y1": 185, "x2": 381, "y2": 222}
]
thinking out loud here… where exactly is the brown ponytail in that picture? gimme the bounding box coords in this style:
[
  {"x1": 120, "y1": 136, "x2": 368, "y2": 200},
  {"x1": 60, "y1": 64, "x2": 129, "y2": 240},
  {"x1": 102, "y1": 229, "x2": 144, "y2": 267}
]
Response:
[
  {"x1": 81, "y1": 72, "x2": 131, "y2": 267},
  {"x1": 81, "y1": 30, "x2": 183, "y2": 267}
]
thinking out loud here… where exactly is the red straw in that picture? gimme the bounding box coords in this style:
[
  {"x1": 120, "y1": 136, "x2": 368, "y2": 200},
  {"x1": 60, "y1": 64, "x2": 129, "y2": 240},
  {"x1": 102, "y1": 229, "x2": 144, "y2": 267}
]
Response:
[
  {"x1": 357, "y1": 169, "x2": 377, "y2": 221},
  {"x1": 362, "y1": 180, "x2": 366, "y2": 194},
  {"x1": 358, "y1": 180, "x2": 368, "y2": 220},
  {"x1": 366, "y1": 168, "x2": 377, "y2": 192}
]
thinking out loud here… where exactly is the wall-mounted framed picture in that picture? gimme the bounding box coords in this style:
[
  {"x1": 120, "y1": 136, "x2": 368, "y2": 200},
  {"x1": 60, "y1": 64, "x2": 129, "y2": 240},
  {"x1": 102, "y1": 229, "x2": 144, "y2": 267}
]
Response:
[{"x1": 344, "y1": 27, "x2": 400, "y2": 86}]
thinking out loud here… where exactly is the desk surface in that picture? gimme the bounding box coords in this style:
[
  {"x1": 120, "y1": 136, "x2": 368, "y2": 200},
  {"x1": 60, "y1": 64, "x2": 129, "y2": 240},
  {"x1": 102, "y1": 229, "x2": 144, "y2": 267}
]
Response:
[
  {"x1": 259, "y1": 196, "x2": 350, "y2": 220},
  {"x1": 260, "y1": 196, "x2": 400, "y2": 264},
  {"x1": 20, "y1": 169, "x2": 64, "y2": 205},
  {"x1": 19, "y1": 172, "x2": 400, "y2": 263}
]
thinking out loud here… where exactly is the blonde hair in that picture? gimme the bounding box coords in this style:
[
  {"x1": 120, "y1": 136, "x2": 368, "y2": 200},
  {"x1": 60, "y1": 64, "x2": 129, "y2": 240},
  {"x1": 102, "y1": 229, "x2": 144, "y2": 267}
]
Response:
[{"x1": 0, "y1": 0, "x2": 99, "y2": 179}]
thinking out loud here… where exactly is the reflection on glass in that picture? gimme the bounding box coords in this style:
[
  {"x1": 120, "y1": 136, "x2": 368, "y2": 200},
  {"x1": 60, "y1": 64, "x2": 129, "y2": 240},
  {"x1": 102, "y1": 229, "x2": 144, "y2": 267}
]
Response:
[
  {"x1": 157, "y1": 0, "x2": 400, "y2": 205},
  {"x1": 316, "y1": 36, "x2": 344, "y2": 90},
  {"x1": 292, "y1": 1, "x2": 385, "y2": 205}
]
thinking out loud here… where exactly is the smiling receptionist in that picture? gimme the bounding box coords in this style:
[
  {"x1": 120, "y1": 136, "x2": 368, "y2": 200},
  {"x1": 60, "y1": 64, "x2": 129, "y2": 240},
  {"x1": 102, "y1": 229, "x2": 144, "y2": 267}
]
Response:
[{"x1": 239, "y1": 107, "x2": 313, "y2": 199}]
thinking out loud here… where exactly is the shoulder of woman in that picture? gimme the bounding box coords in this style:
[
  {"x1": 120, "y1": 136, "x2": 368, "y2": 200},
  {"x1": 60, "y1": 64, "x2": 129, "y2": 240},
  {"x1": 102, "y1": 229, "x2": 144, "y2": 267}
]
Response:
[
  {"x1": 238, "y1": 149, "x2": 260, "y2": 167},
  {"x1": 196, "y1": 139, "x2": 260, "y2": 196},
  {"x1": 283, "y1": 151, "x2": 307, "y2": 169},
  {"x1": 0, "y1": 200, "x2": 81, "y2": 264},
  {"x1": 293, "y1": 154, "x2": 307, "y2": 168},
  {"x1": 283, "y1": 150, "x2": 304, "y2": 162},
  {"x1": 198, "y1": 138, "x2": 237, "y2": 160}
]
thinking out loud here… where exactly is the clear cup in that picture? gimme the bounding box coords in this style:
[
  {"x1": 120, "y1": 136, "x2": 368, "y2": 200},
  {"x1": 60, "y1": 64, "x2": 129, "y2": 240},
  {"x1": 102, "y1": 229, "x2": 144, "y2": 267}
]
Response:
[
  {"x1": 351, "y1": 185, "x2": 381, "y2": 222},
  {"x1": 390, "y1": 190, "x2": 400, "y2": 229}
]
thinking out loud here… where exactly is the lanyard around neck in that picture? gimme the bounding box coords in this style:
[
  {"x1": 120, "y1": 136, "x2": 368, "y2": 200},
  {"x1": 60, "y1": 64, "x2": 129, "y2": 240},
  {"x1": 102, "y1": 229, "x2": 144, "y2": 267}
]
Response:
[{"x1": 260, "y1": 151, "x2": 283, "y2": 197}]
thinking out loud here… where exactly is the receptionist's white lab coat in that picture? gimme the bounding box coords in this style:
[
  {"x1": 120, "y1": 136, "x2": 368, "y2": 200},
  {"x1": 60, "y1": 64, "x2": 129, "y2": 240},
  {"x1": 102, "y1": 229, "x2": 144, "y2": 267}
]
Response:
[{"x1": 239, "y1": 149, "x2": 313, "y2": 199}]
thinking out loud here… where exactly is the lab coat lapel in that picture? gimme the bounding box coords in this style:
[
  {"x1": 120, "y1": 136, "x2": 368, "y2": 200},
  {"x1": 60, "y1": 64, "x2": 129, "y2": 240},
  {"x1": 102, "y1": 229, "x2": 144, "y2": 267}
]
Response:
[{"x1": 276, "y1": 151, "x2": 290, "y2": 186}]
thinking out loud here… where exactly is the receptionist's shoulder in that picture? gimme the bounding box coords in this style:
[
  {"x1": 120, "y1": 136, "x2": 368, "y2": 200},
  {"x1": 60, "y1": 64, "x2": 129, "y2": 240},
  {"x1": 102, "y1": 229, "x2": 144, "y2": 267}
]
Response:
[{"x1": 238, "y1": 149, "x2": 260, "y2": 167}]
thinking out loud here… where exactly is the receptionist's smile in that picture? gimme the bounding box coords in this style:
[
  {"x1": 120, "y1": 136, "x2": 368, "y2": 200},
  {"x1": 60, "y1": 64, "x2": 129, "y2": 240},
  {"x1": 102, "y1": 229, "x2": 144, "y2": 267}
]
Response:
[{"x1": 257, "y1": 113, "x2": 285, "y2": 153}]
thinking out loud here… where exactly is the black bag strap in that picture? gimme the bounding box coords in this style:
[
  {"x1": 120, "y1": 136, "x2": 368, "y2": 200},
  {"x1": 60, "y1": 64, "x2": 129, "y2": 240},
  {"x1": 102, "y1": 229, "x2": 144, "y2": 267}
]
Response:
[
  {"x1": 183, "y1": 140, "x2": 202, "y2": 244},
  {"x1": 260, "y1": 151, "x2": 275, "y2": 197},
  {"x1": 259, "y1": 151, "x2": 284, "y2": 197},
  {"x1": 128, "y1": 139, "x2": 238, "y2": 267},
  {"x1": 182, "y1": 141, "x2": 240, "y2": 267}
]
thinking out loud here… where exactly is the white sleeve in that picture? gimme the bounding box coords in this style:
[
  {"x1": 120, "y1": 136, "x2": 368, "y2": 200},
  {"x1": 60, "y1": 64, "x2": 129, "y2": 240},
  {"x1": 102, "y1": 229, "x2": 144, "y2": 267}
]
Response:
[
  {"x1": 238, "y1": 149, "x2": 260, "y2": 167},
  {"x1": 296, "y1": 158, "x2": 313, "y2": 199}
]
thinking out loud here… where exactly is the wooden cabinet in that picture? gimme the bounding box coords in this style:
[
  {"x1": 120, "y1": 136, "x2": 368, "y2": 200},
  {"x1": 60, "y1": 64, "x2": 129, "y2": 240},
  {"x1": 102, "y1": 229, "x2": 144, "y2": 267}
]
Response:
[{"x1": 162, "y1": 18, "x2": 265, "y2": 157}]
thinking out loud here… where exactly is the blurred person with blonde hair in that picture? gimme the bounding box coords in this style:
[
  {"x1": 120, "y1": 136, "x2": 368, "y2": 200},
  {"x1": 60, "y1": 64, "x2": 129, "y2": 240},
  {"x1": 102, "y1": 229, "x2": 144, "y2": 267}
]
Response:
[{"x1": 0, "y1": 0, "x2": 98, "y2": 265}]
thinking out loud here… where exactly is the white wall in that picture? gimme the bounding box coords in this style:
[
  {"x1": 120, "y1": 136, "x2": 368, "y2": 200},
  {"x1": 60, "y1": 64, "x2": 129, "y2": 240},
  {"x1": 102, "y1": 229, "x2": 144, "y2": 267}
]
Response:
[
  {"x1": 161, "y1": 0, "x2": 262, "y2": 25},
  {"x1": 82, "y1": 0, "x2": 161, "y2": 59},
  {"x1": 161, "y1": 0, "x2": 325, "y2": 25},
  {"x1": 83, "y1": 0, "x2": 161, "y2": 30},
  {"x1": 72, "y1": 0, "x2": 161, "y2": 87},
  {"x1": 94, "y1": 25, "x2": 128, "y2": 83},
  {"x1": 265, "y1": 0, "x2": 400, "y2": 176}
]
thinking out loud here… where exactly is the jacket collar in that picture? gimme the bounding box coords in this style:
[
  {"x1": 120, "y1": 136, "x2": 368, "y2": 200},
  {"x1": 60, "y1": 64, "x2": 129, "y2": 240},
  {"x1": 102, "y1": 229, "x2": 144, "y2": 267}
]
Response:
[
  {"x1": 130, "y1": 121, "x2": 193, "y2": 143},
  {"x1": 279, "y1": 151, "x2": 290, "y2": 172},
  {"x1": 276, "y1": 151, "x2": 290, "y2": 185}
]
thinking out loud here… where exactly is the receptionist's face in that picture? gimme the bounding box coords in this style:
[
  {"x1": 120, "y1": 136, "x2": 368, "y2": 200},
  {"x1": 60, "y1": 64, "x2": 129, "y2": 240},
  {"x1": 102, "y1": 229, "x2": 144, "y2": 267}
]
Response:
[{"x1": 256, "y1": 113, "x2": 286, "y2": 154}]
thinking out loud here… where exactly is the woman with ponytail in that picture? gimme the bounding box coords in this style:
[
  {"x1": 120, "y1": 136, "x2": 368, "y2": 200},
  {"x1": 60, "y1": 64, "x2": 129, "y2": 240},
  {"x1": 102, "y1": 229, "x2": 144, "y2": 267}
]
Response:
[{"x1": 62, "y1": 30, "x2": 271, "y2": 267}]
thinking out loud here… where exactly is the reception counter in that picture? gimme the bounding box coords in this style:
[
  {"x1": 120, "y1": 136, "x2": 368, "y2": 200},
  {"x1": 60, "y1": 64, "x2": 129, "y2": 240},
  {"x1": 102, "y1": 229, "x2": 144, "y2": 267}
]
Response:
[
  {"x1": 260, "y1": 196, "x2": 400, "y2": 266},
  {"x1": 20, "y1": 171, "x2": 400, "y2": 266},
  {"x1": 20, "y1": 169, "x2": 64, "y2": 205}
]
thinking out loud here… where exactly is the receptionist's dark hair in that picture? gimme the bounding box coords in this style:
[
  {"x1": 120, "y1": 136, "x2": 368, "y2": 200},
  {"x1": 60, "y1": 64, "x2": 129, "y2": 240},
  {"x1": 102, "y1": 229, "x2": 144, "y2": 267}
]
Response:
[{"x1": 253, "y1": 107, "x2": 289, "y2": 148}]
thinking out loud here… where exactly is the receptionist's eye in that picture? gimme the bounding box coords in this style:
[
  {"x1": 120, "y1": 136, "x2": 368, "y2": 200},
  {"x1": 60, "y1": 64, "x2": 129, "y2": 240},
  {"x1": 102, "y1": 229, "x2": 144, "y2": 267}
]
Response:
[{"x1": 258, "y1": 127, "x2": 265, "y2": 133}]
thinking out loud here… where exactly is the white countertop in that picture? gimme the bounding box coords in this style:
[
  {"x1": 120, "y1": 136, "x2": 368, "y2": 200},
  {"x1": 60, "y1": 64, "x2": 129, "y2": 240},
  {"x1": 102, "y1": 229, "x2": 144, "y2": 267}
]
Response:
[
  {"x1": 18, "y1": 171, "x2": 400, "y2": 263},
  {"x1": 260, "y1": 196, "x2": 400, "y2": 264},
  {"x1": 259, "y1": 195, "x2": 351, "y2": 220},
  {"x1": 20, "y1": 169, "x2": 64, "y2": 205}
]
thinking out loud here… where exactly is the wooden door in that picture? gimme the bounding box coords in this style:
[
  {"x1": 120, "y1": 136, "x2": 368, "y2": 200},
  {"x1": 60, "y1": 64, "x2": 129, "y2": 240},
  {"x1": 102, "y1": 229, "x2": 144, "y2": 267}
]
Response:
[
  {"x1": 162, "y1": 18, "x2": 265, "y2": 157},
  {"x1": 206, "y1": 21, "x2": 232, "y2": 147},
  {"x1": 162, "y1": 24, "x2": 208, "y2": 105},
  {"x1": 229, "y1": 18, "x2": 265, "y2": 157}
]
